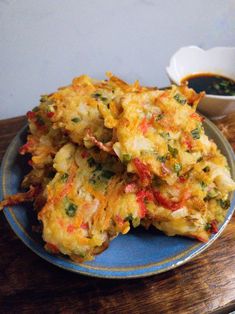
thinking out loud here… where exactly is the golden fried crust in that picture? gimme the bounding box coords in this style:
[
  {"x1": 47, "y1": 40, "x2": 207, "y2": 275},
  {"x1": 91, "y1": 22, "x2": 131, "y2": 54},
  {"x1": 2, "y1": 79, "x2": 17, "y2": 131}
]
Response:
[{"x1": 1, "y1": 74, "x2": 234, "y2": 262}]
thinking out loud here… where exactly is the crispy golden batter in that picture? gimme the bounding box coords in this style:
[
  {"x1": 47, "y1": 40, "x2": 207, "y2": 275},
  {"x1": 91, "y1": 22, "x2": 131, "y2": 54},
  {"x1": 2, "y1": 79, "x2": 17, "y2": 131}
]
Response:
[{"x1": 1, "y1": 73, "x2": 234, "y2": 261}]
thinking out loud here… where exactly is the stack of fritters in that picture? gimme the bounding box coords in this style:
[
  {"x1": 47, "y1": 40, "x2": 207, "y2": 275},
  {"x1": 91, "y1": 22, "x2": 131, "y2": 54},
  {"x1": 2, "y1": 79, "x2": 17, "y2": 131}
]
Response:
[{"x1": 1, "y1": 73, "x2": 235, "y2": 261}]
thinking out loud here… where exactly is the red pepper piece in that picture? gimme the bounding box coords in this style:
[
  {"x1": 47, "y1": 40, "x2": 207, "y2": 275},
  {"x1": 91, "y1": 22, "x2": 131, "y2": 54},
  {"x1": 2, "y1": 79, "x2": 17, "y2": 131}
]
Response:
[
  {"x1": 194, "y1": 236, "x2": 207, "y2": 243},
  {"x1": 115, "y1": 215, "x2": 124, "y2": 227},
  {"x1": 179, "y1": 176, "x2": 187, "y2": 183},
  {"x1": 190, "y1": 112, "x2": 203, "y2": 122},
  {"x1": 28, "y1": 160, "x2": 33, "y2": 166},
  {"x1": 19, "y1": 142, "x2": 30, "y2": 154},
  {"x1": 67, "y1": 224, "x2": 75, "y2": 233},
  {"x1": 133, "y1": 158, "x2": 152, "y2": 186},
  {"x1": 81, "y1": 151, "x2": 89, "y2": 159},
  {"x1": 80, "y1": 222, "x2": 89, "y2": 230},
  {"x1": 26, "y1": 111, "x2": 36, "y2": 120},
  {"x1": 139, "y1": 117, "x2": 148, "y2": 134},
  {"x1": 153, "y1": 190, "x2": 183, "y2": 211},
  {"x1": 136, "y1": 190, "x2": 154, "y2": 218},
  {"x1": 210, "y1": 220, "x2": 218, "y2": 233},
  {"x1": 136, "y1": 191, "x2": 147, "y2": 218},
  {"x1": 47, "y1": 111, "x2": 54, "y2": 118},
  {"x1": 45, "y1": 243, "x2": 60, "y2": 254}
]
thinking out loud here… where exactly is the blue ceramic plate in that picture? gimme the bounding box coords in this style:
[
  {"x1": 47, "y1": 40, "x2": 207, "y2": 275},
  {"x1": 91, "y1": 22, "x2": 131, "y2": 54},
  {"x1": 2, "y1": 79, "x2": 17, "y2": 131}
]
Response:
[{"x1": 1, "y1": 117, "x2": 235, "y2": 278}]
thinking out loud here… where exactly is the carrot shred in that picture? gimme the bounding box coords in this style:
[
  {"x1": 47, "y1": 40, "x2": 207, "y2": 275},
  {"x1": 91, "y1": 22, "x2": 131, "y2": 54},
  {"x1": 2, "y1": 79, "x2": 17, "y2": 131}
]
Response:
[{"x1": 0, "y1": 185, "x2": 40, "y2": 210}]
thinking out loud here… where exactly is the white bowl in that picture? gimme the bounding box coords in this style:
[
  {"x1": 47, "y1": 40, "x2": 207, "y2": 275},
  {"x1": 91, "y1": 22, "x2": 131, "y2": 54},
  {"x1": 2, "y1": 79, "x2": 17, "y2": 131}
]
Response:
[{"x1": 166, "y1": 46, "x2": 235, "y2": 118}]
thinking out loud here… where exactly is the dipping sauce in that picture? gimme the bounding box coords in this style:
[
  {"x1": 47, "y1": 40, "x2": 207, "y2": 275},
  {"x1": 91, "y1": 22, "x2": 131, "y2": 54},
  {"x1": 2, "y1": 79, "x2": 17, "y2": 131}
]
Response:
[{"x1": 181, "y1": 73, "x2": 235, "y2": 96}]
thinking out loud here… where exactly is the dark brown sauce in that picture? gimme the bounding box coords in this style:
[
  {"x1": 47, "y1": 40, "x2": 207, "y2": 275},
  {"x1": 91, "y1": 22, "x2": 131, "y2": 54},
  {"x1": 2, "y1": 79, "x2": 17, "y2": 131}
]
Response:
[{"x1": 181, "y1": 73, "x2": 235, "y2": 96}]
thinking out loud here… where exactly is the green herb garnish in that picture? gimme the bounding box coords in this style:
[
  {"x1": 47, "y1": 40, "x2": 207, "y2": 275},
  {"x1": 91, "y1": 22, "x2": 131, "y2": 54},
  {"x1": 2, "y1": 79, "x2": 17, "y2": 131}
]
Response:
[
  {"x1": 173, "y1": 163, "x2": 182, "y2": 174},
  {"x1": 197, "y1": 156, "x2": 203, "y2": 162},
  {"x1": 157, "y1": 155, "x2": 167, "y2": 163},
  {"x1": 156, "y1": 113, "x2": 164, "y2": 121},
  {"x1": 160, "y1": 132, "x2": 170, "y2": 140},
  {"x1": 207, "y1": 189, "x2": 218, "y2": 198},
  {"x1": 61, "y1": 173, "x2": 69, "y2": 182},
  {"x1": 78, "y1": 252, "x2": 86, "y2": 258},
  {"x1": 40, "y1": 95, "x2": 48, "y2": 103},
  {"x1": 205, "y1": 223, "x2": 211, "y2": 231},
  {"x1": 71, "y1": 117, "x2": 81, "y2": 123},
  {"x1": 32, "y1": 106, "x2": 39, "y2": 112},
  {"x1": 132, "y1": 217, "x2": 140, "y2": 228},
  {"x1": 124, "y1": 214, "x2": 133, "y2": 222},
  {"x1": 200, "y1": 181, "x2": 207, "y2": 190},
  {"x1": 168, "y1": 145, "x2": 178, "y2": 158},
  {"x1": 92, "y1": 93, "x2": 108, "y2": 102},
  {"x1": 123, "y1": 154, "x2": 132, "y2": 164},
  {"x1": 191, "y1": 127, "x2": 201, "y2": 139},
  {"x1": 204, "y1": 188, "x2": 218, "y2": 200},
  {"x1": 174, "y1": 93, "x2": 186, "y2": 104},
  {"x1": 65, "y1": 202, "x2": 77, "y2": 217},
  {"x1": 218, "y1": 199, "x2": 230, "y2": 209}
]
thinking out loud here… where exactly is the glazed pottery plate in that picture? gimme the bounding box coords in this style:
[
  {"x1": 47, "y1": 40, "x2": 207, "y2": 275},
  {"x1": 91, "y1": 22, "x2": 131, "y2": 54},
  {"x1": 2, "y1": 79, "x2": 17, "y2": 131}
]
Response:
[{"x1": 1, "y1": 117, "x2": 235, "y2": 278}]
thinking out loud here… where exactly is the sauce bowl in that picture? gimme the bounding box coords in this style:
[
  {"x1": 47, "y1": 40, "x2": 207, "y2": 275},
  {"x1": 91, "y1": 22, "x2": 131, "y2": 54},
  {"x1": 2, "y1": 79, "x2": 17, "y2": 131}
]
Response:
[{"x1": 166, "y1": 46, "x2": 235, "y2": 118}]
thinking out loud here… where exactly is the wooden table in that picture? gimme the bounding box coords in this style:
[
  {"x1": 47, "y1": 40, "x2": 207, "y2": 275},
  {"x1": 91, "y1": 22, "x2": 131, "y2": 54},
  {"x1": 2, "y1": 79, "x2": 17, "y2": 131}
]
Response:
[{"x1": 0, "y1": 116, "x2": 235, "y2": 314}]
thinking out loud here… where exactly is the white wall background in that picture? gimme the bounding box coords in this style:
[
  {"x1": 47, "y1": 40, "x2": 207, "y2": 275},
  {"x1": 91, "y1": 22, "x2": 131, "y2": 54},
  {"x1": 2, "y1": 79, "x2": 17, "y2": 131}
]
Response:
[{"x1": 0, "y1": 0, "x2": 235, "y2": 119}]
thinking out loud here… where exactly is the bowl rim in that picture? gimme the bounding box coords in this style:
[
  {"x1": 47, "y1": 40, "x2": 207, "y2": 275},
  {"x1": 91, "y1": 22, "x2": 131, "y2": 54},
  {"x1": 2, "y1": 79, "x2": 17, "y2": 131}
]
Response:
[{"x1": 166, "y1": 45, "x2": 235, "y2": 100}]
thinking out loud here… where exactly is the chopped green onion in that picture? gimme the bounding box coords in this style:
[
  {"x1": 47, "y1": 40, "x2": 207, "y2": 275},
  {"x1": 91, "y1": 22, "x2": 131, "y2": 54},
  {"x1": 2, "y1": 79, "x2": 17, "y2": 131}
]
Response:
[
  {"x1": 174, "y1": 93, "x2": 186, "y2": 104},
  {"x1": 173, "y1": 163, "x2": 182, "y2": 174},
  {"x1": 191, "y1": 127, "x2": 201, "y2": 139},
  {"x1": 207, "y1": 189, "x2": 218, "y2": 198},
  {"x1": 157, "y1": 155, "x2": 167, "y2": 163},
  {"x1": 205, "y1": 223, "x2": 211, "y2": 231},
  {"x1": 168, "y1": 145, "x2": 178, "y2": 158},
  {"x1": 71, "y1": 117, "x2": 81, "y2": 123},
  {"x1": 200, "y1": 181, "x2": 207, "y2": 190},
  {"x1": 204, "y1": 188, "x2": 218, "y2": 200},
  {"x1": 32, "y1": 106, "x2": 39, "y2": 112},
  {"x1": 132, "y1": 217, "x2": 140, "y2": 228},
  {"x1": 92, "y1": 93, "x2": 108, "y2": 102},
  {"x1": 40, "y1": 95, "x2": 48, "y2": 103},
  {"x1": 61, "y1": 173, "x2": 69, "y2": 182},
  {"x1": 218, "y1": 199, "x2": 230, "y2": 209},
  {"x1": 156, "y1": 113, "x2": 164, "y2": 121},
  {"x1": 160, "y1": 132, "x2": 170, "y2": 140},
  {"x1": 65, "y1": 202, "x2": 77, "y2": 217},
  {"x1": 78, "y1": 252, "x2": 86, "y2": 258},
  {"x1": 101, "y1": 97, "x2": 108, "y2": 102},
  {"x1": 122, "y1": 154, "x2": 132, "y2": 163}
]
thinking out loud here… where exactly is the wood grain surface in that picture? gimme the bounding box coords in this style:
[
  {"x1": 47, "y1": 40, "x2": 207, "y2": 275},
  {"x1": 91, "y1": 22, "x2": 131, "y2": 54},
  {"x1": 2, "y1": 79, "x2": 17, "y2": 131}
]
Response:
[{"x1": 0, "y1": 115, "x2": 235, "y2": 314}]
